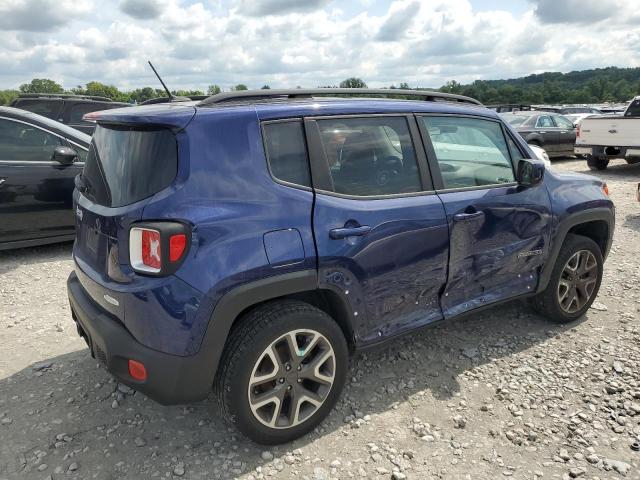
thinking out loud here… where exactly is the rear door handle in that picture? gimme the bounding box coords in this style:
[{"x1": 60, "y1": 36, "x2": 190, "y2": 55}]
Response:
[
  {"x1": 329, "y1": 225, "x2": 371, "y2": 239},
  {"x1": 453, "y1": 211, "x2": 485, "y2": 221},
  {"x1": 0, "y1": 178, "x2": 6, "y2": 186}
]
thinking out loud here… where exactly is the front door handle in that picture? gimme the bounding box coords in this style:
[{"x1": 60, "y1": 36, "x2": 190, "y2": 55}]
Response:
[
  {"x1": 0, "y1": 178, "x2": 6, "y2": 187},
  {"x1": 453, "y1": 211, "x2": 485, "y2": 222},
  {"x1": 329, "y1": 225, "x2": 371, "y2": 239}
]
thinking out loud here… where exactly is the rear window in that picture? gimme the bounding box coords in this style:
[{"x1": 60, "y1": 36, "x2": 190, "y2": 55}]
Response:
[
  {"x1": 503, "y1": 115, "x2": 529, "y2": 126},
  {"x1": 13, "y1": 99, "x2": 62, "y2": 120},
  {"x1": 625, "y1": 100, "x2": 640, "y2": 117},
  {"x1": 81, "y1": 124, "x2": 177, "y2": 207}
]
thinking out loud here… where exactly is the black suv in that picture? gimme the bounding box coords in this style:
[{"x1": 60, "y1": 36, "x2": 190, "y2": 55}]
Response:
[{"x1": 10, "y1": 94, "x2": 131, "y2": 134}]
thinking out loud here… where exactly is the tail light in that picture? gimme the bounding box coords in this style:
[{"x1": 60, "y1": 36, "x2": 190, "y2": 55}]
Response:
[
  {"x1": 129, "y1": 222, "x2": 191, "y2": 275},
  {"x1": 576, "y1": 123, "x2": 581, "y2": 139},
  {"x1": 602, "y1": 183, "x2": 609, "y2": 196}
]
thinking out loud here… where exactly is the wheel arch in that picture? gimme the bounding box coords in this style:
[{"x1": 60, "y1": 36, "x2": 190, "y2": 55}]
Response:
[
  {"x1": 197, "y1": 270, "x2": 356, "y2": 388},
  {"x1": 537, "y1": 208, "x2": 614, "y2": 293}
]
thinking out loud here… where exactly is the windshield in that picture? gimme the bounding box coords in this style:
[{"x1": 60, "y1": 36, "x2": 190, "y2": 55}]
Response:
[
  {"x1": 81, "y1": 124, "x2": 177, "y2": 207},
  {"x1": 503, "y1": 115, "x2": 529, "y2": 126}
]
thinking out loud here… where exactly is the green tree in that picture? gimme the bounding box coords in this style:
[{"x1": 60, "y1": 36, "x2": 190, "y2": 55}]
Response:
[
  {"x1": 0, "y1": 89, "x2": 19, "y2": 106},
  {"x1": 232, "y1": 84, "x2": 248, "y2": 91},
  {"x1": 84, "y1": 81, "x2": 121, "y2": 100},
  {"x1": 339, "y1": 77, "x2": 367, "y2": 88},
  {"x1": 261, "y1": 85, "x2": 271, "y2": 90},
  {"x1": 19, "y1": 78, "x2": 64, "y2": 94},
  {"x1": 207, "y1": 84, "x2": 221, "y2": 95}
]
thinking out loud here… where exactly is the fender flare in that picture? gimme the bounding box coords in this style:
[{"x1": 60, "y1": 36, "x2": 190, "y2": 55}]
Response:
[
  {"x1": 193, "y1": 269, "x2": 353, "y2": 391},
  {"x1": 536, "y1": 207, "x2": 614, "y2": 293}
]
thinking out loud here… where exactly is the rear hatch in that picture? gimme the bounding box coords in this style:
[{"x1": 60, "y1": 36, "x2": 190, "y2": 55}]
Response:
[
  {"x1": 578, "y1": 115, "x2": 640, "y2": 147},
  {"x1": 73, "y1": 104, "x2": 195, "y2": 286}
]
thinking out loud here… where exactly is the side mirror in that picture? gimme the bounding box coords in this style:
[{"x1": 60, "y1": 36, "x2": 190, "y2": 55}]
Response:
[
  {"x1": 517, "y1": 159, "x2": 545, "y2": 187},
  {"x1": 52, "y1": 146, "x2": 77, "y2": 166}
]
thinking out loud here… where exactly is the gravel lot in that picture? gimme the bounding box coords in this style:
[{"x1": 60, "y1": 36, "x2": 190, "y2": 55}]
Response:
[{"x1": 0, "y1": 157, "x2": 638, "y2": 480}]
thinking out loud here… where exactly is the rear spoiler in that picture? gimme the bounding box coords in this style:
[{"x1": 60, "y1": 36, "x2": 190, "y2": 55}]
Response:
[{"x1": 82, "y1": 104, "x2": 197, "y2": 131}]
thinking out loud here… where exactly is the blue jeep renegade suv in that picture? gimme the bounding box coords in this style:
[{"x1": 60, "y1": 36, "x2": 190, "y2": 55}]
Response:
[{"x1": 68, "y1": 89, "x2": 614, "y2": 444}]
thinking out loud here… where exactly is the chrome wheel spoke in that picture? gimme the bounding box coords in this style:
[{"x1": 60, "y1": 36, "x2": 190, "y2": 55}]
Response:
[
  {"x1": 247, "y1": 329, "x2": 336, "y2": 430},
  {"x1": 557, "y1": 250, "x2": 599, "y2": 314},
  {"x1": 249, "y1": 344, "x2": 281, "y2": 387}
]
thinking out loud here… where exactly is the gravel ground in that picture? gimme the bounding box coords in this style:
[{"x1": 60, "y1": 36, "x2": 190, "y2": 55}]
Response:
[{"x1": 0, "y1": 157, "x2": 638, "y2": 480}]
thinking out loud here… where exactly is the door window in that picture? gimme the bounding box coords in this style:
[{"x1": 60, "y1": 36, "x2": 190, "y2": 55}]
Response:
[
  {"x1": 262, "y1": 120, "x2": 311, "y2": 187},
  {"x1": 0, "y1": 119, "x2": 62, "y2": 161},
  {"x1": 315, "y1": 117, "x2": 422, "y2": 196},
  {"x1": 421, "y1": 116, "x2": 515, "y2": 189},
  {"x1": 535, "y1": 116, "x2": 554, "y2": 128},
  {"x1": 552, "y1": 115, "x2": 574, "y2": 129}
]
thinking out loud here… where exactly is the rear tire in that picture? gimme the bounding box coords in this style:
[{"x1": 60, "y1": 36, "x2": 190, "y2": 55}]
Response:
[
  {"x1": 587, "y1": 155, "x2": 609, "y2": 171},
  {"x1": 215, "y1": 300, "x2": 348, "y2": 444},
  {"x1": 531, "y1": 234, "x2": 603, "y2": 323}
]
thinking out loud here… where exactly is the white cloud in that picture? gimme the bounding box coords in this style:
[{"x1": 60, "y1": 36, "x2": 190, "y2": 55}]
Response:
[
  {"x1": 0, "y1": 0, "x2": 638, "y2": 91},
  {"x1": 0, "y1": 0, "x2": 92, "y2": 32}
]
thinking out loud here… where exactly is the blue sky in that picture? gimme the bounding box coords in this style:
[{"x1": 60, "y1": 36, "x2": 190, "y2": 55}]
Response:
[{"x1": 0, "y1": 0, "x2": 637, "y2": 91}]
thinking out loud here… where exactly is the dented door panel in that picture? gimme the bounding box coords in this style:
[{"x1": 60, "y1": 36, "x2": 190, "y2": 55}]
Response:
[{"x1": 438, "y1": 184, "x2": 552, "y2": 317}]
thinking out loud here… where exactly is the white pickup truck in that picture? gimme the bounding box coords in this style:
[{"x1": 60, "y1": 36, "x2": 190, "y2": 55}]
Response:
[{"x1": 575, "y1": 96, "x2": 640, "y2": 170}]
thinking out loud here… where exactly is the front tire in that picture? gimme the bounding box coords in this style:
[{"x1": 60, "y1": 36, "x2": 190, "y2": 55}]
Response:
[
  {"x1": 587, "y1": 155, "x2": 609, "y2": 171},
  {"x1": 215, "y1": 300, "x2": 349, "y2": 444},
  {"x1": 531, "y1": 234, "x2": 603, "y2": 323}
]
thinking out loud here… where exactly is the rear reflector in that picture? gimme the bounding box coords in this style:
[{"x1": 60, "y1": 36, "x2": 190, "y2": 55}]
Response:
[
  {"x1": 128, "y1": 359, "x2": 147, "y2": 381},
  {"x1": 169, "y1": 234, "x2": 187, "y2": 262}
]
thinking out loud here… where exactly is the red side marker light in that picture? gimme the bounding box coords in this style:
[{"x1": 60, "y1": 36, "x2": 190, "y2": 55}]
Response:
[
  {"x1": 169, "y1": 234, "x2": 187, "y2": 262},
  {"x1": 128, "y1": 359, "x2": 147, "y2": 381}
]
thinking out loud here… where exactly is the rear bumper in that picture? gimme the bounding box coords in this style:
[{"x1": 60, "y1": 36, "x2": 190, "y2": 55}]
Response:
[
  {"x1": 575, "y1": 145, "x2": 640, "y2": 159},
  {"x1": 67, "y1": 272, "x2": 216, "y2": 405}
]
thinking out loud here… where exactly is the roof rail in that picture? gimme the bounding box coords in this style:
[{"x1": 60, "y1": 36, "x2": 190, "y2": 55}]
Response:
[
  {"x1": 198, "y1": 88, "x2": 483, "y2": 107},
  {"x1": 17, "y1": 93, "x2": 113, "y2": 102}
]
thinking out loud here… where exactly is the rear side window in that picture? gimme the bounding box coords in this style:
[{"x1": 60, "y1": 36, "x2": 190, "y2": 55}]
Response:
[
  {"x1": 262, "y1": 121, "x2": 311, "y2": 187},
  {"x1": 12, "y1": 100, "x2": 62, "y2": 120},
  {"x1": 315, "y1": 117, "x2": 422, "y2": 196},
  {"x1": 82, "y1": 125, "x2": 177, "y2": 207}
]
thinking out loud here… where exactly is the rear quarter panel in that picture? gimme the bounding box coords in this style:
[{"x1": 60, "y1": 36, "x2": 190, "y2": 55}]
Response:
[{"x1": 140, "y1": 108, "x2": 317, "y2": 354}]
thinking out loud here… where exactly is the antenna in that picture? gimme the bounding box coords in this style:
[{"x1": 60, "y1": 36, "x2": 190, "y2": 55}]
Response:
[{"x1": 148, "y1": 61, "x2": 173, "y2": 100}]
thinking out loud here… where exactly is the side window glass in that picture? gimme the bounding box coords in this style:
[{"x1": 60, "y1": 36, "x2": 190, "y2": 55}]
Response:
[
  {"x1": 0, "y1": 119, "x2": 62, "y2": 162},
  {"x1": 536, "y1": 116, "x2": 553, "y2": 128},
  {"x1": 507, "y1": 135, "x2": 525, "y2": 161},
  {"x1": 316, "y1": 117, "x2": 421, "y2": 196},
  {"x1": 69, "y1": 104, "x2": 101, "y2": 124},
  {"x1": 262, "y1": 120, "x2": 311, "y2": 187},
  {"x1": 421, "y1": 116, "x2": 515, "y2": 189},
  {"x1": 553, "y1": 115, "x2": 574, "y2": 129},
  {"x1": 74, "y1": 146, "x2": 88, "y2": 162}
]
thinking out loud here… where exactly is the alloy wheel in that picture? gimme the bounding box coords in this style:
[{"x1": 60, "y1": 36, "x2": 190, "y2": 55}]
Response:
[
  {"x1": 247, "y1": 329, "x2": 336, "y2": 429},
  {"x1": 557, "y1": 249, "x2": 598, "y2": 313}
]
